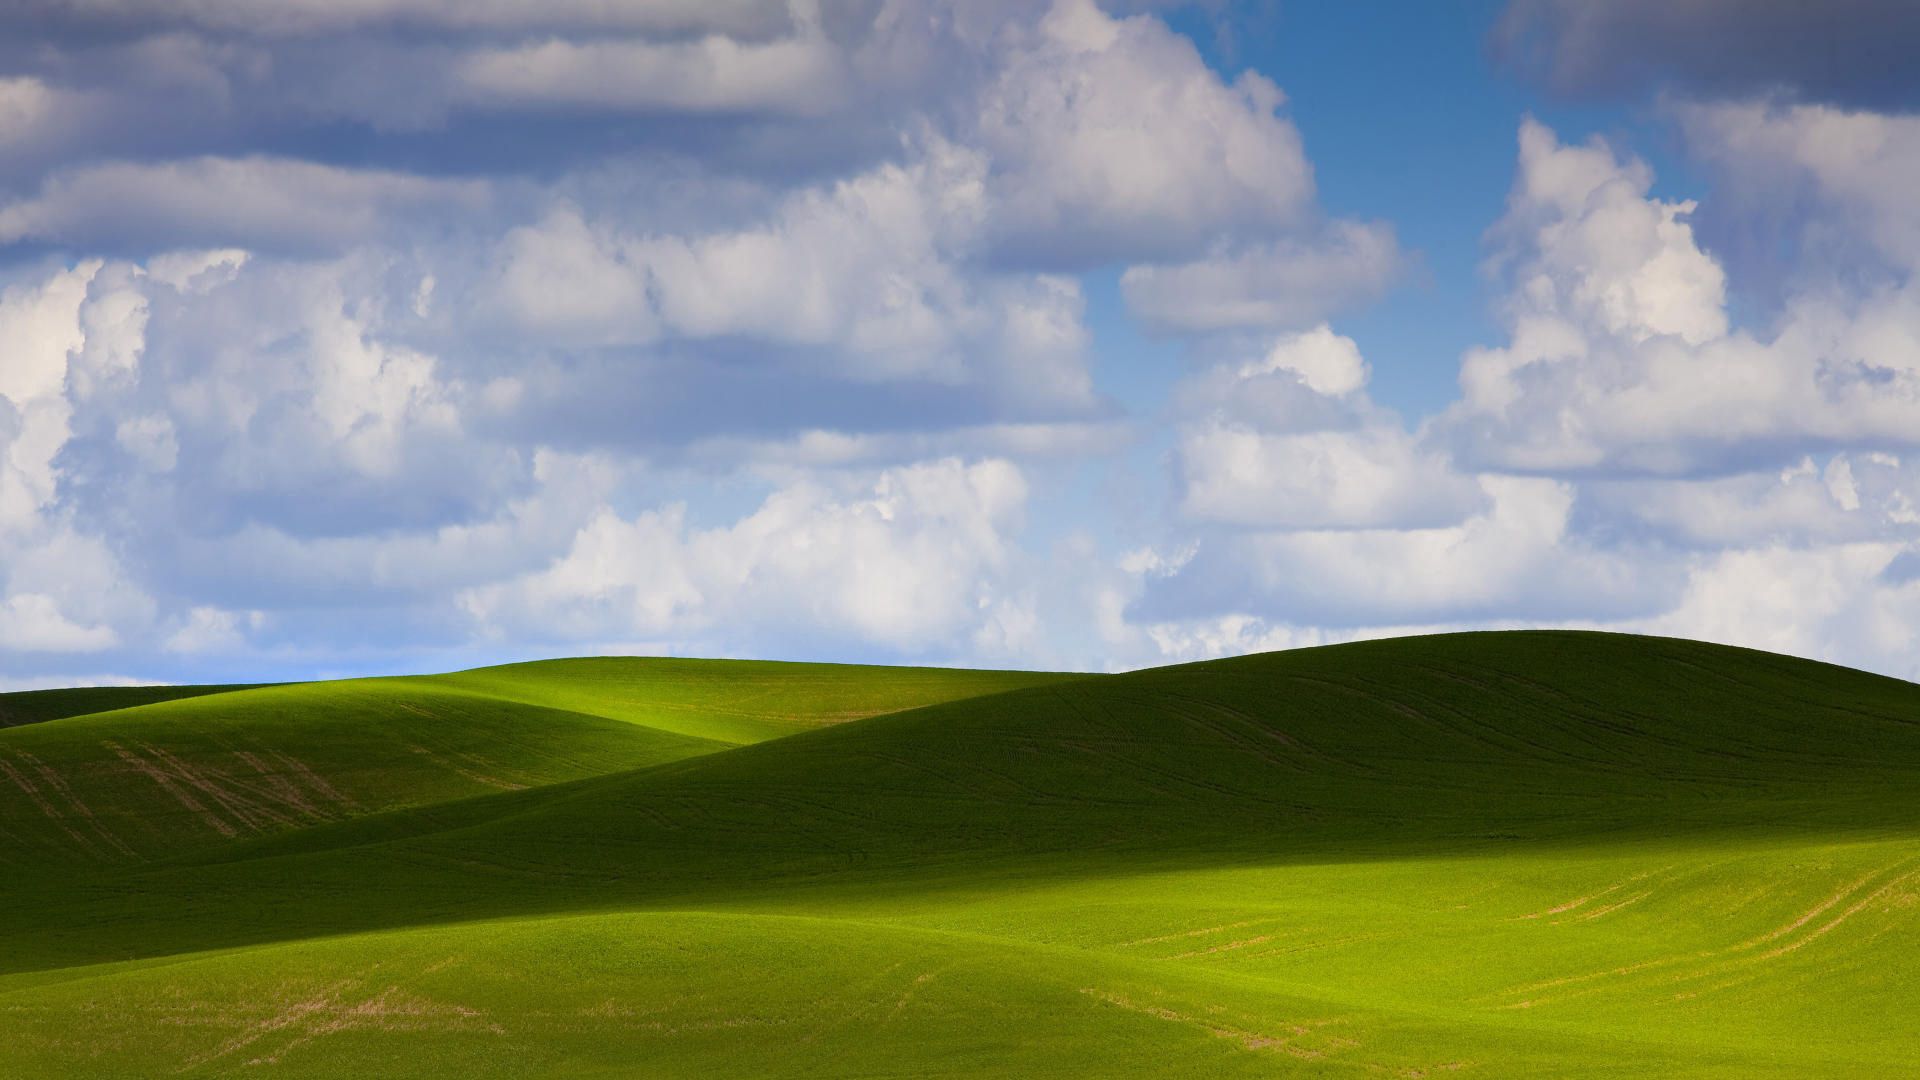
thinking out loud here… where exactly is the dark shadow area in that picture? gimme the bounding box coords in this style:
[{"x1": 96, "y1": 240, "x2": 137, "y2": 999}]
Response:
[{"x1": 0, "y1": 683, "x2": 270, "y2": 729}]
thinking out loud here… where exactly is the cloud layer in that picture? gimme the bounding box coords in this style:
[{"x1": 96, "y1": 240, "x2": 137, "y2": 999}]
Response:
[
  {"x1": 1494, "y1": 0, "x2": 1920, "y2": 109},
  {"x1": 2, "y1": 0, "x2": 1918, "y2": 684}
]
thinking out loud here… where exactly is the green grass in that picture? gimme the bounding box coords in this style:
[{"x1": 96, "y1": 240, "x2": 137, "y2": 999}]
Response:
[
  {"x1": 1, "y1": 631, "x2": 1916, "y2": 1076},
  {"x1": 0, "y1": 683, "x2": 270, "y2": 729},
  {"x1": 419, "y1": 657, "x2": 1071, "y2": 745}
]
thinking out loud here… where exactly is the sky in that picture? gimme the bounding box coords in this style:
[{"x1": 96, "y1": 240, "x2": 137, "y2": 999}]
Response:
[{"x1": 5, "y1": 0, "x2": 1920, "y2": 687}]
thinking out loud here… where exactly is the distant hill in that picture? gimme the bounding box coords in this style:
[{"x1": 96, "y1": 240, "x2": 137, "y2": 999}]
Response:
[{"x1": 0, "y1": 683, "x2": 265, "y2": 729}]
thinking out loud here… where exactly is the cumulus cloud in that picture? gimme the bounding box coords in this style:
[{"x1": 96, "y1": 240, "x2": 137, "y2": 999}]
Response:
[
  {"x1": 1251, "y1": 326, "x2": 1371, "y2": 398},
  {"x1": 1167, "y1": 424, "x2": 1466, "y2": 534},
  {"x1": 0, "y1": 236, "x2": 1083, "y2": 672},
  {"x1": 680, "y1": 420, "x2": 1129, "y2": 471},
  {"x1": 0, "y1": 157, "x2": 487, "y2": 253},
  {"x1": 0, "y1": 76, "x2": 60, "y2": 147},
  {"x1": 488, "y1": 133, "x2": 1095, "y2": 404},
  {"x1": 1122, "y1": 113, "x2": 1920, "y2": 680},
  {"x1": 0, "y1": 262, "x2": 157, "y2": 659},
  {"x1": 162, "y1": 605, "x2": 260, "y2": 654},
  {"x1": 1681, "y1": 102, "x2": 1920, "y2": 279},
  {"x1": 1176, "y1": 425, "x2": 1476, "y2": 531},
  {"x1": 1170, "y1": 326, "x2": 1482, "y2": 530},
  {"x1": 1, "y1": 0, "x2": 791, "y2": 38},
  {"x1": 1439, "y1": 119, "x2": 1920, "y2": 476},
  {"x1": 1637, "y1": 544, "x2": 1920, "y2": 679},
  {"x1": 59, "y1": 254, "x2": 525, "y2": 546},
  {"x1": 1119, "y1": 222, "x2": 1402, "y2": 334},
  {"x1": 1494, "y1": 118, "x2": 1727, "y2": 346},
  {"x1": 1585, "y1": 453, "x2": 1920, "y2": 549},
  {"x1": 0, "y1": 2, "x2": 979, "y2": 164},
  {"x1": 3, "y1": 0, "x2": 1917, "y2": 688},
  {"x1": 463, "y1": 459, "x2": 1031, "y2": 656},
  {"x1": 451, "y1": 30, "x2": 847, "y2": 116},
  {"x1": 0, "y1": 250, "x2": 554, "y2": 677},
  {"x1": 0, "y1": 594, "x2": 117, "y2": 652},
  {"x1": 1141, "y1": 475, "x2": 1676, "y2": 627},
  {"x1": 977, "y1": 0, "x2": 1314, "y2": 267}
]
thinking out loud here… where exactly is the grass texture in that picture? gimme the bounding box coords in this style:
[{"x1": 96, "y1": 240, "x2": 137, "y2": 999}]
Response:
[{"x1": 1, "y1": 631, "x2": 1915, "y2": 1077}]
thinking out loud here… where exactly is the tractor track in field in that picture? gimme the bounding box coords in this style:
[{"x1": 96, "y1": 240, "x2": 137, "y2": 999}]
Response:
[{"x1": 1497, "y1": 856, "x2": 1920, "y2": 1011}]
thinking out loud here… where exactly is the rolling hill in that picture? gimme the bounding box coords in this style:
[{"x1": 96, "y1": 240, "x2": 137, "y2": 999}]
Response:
[{"x1": 1, "y1": 631, "x2": 1916, "y2": 1077}]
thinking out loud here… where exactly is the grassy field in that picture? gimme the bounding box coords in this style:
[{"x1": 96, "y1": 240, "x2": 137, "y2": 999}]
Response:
[{"x1": 1, "y1": 631, "x2": 1916, "y2": 1076}]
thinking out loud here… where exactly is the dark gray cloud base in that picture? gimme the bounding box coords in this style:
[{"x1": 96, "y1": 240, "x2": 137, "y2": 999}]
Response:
[{"x1": 1494, "y1": 0, "x2": 1920, "y2": 109}]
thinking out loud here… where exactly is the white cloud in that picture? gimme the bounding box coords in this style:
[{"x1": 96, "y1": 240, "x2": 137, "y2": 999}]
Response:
[
  {"x1": 0, "y1": 523, "x2": 151, "y2": 658},
  {"x1": 489, "y1": 135, "x2": 1094, "y2": 402},
  {"x1": 0, "y1": 594, "x2": 117, "y2": 652},
  {"x1": 1120, "y1": 538, "x2": 1920, "y2": 683},
  {"x1": 486, "y1": 206, "x2": 655, "y2": 344},
  {"x1": 302, "y1": 295, "x2": 459, "y2": 479},
  {"x1": 977, "y1": 0, "x2": 1314, "y2": 266},
  {"x1": 0, "y1": 262, "x2": 98, "y2": 534},
  {"x1": 1682, "y1": 101, "x2": 1920, "y2": 274},
  {"x1": 0, "y1": 262, "x2": 94, "y2": 407},
  {"x1": 463, "y1": 458, "x2": 1030, "y2": 654},
  {"x1": 3, "y1": 3, "x2": 1918, "y2": 689},
  {"x1": 1203, "y1": 476, "x2": 1664, "y2": 623},
  {"x1": 145, "y1": 249, "x2": 250, "y2": 292},
  {"x1": 1583, "y1": 452, "x2": 1920, "y2": 548},
  {"x1": 453, "y1": 30, "x2": 847, "y2": 116},
  {"x1": 1113, "y1": 113, "x2": 1920, "y2": 681},
  {"x1": 0, "y1": 76, "x2": 59, "y2": 147},
  {"x1": 1442, "y1": 118, "x2": 1920, "y2": 475},
  {"x1": 94, "y1": 253, "x2": 514, "y2": 547},
  {"x1": 0, "y1": 157, "x2": 487, "y2": 251},
  {"x1": 136, "y1": 448, "x2": 616, "y2": 611},
  {"x1": 637, "y1": 145, "x2": 984, "y2": 366},
  {"x1": 1826, "y1": 455, "x2": 1862, "y2": 512},
  {"x1": 1178, "y1": 425, "x2": 1478, "y2": 531},
  {"x1": 1496, "y1": 116, "x2": 1727, "y2": 346},
  {"x1": 0, "y1": 249, "x2": 545, "y2": 653},
  {"x1": 1170, "y1": 326, "x2": 1484, "y2": 530},
  {"x1": 114, "y1": 414, "x2": 179, "y2": 473},
  {"x1": 162, "y1": 605, "x2": 260, "y2": 654},
  {"x1": 1630, "y1": 543, "x2": 1920, "y2": 680},
  {"x1": 683, "y1": 419, "x2": 1129, "y2": 470},
  {"x1": 14, "y1": 0, "x2": 790, "y2": 37},
  {"x1": 1120, "y1": 222, "x2": 1402, "y2": 333},
  {"x1": 1249, "y1": 325, "x2": 1370, "y2": 397}
]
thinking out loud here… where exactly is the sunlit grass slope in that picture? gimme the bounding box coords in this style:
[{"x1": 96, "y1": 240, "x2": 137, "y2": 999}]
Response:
[
  {"x1": 420, "y1": 656, "x2": 1073, "y2": 744},
  {"x1": 2, "y1": 632, "x2": 1917, "y2": 1077},
  {"x1": 0, "y1": 659, "x2": 1069, "y2": 870}
]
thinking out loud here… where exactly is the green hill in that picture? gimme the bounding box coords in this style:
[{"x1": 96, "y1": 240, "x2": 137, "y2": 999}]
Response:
[
  {"x1": 0, "y1": 683, "x2": 267, "y2": 729},
  {"x1": 1, "y1": 632, "x2": 1916, "y2": 1077},
  {"x1": 0, "y1": 659, "x2": 1065, "y2": 871}
]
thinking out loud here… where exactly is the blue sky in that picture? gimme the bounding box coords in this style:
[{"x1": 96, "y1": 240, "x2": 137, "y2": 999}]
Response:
[{"x1": 3, "y1": 0, "x2": 1920, "y2": 686}]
